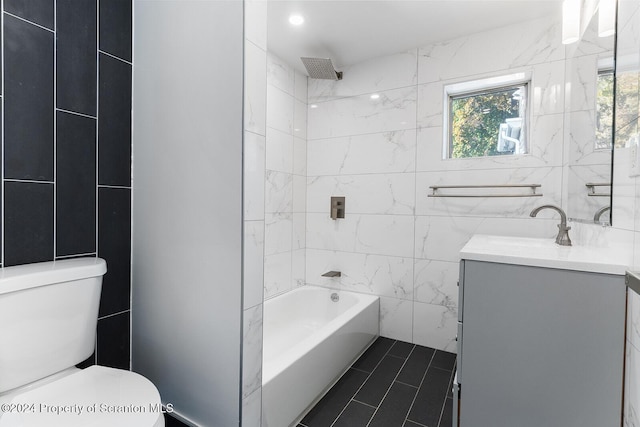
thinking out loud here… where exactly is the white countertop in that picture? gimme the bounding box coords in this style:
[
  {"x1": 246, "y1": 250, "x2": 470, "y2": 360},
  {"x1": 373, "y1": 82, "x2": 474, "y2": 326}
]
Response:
[{"x1": 460, "y1": 234, "x2": 628, "y2": 275}]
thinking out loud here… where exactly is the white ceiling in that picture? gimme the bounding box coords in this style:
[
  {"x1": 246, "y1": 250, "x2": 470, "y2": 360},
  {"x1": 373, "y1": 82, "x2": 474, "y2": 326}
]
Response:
[{"x1": 267, "y1": 0, "x2": 563, "y2": 73}]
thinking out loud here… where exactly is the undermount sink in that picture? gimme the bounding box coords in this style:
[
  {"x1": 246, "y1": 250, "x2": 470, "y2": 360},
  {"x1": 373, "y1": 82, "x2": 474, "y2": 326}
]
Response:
[{"x1": 460, "y1": 234, "x2": 628, "y2": 275}]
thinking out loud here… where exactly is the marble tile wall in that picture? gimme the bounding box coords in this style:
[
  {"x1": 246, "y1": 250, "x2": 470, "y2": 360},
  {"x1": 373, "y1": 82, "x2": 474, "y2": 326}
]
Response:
[
  {"x1": 305, "y1": 16, "x2": 578, "y2": 352},
  {"x1": 242, "y1": 0, "x2": 267, "y2": 425},
  {"x1": 263, "y1": 53, "x2": 308, "y2": 300}
]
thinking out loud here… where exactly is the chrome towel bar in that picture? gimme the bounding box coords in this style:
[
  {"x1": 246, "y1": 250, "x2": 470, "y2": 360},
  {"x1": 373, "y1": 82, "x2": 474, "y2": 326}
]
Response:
[{"x1": 428, "y1": 184, "x2": 543, "y2": 198}]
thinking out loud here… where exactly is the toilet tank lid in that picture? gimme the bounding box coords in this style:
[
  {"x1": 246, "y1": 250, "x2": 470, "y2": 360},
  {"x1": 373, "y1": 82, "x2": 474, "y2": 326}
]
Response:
[{"x1": 0, "y1": 258, "x2": 107, "y2": 295}]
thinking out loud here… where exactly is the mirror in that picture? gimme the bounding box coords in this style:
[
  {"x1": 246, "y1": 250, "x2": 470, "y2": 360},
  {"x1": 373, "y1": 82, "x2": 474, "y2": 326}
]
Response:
[{"x1": 564, "y1": 0, "x2": 616, "y2": 224}]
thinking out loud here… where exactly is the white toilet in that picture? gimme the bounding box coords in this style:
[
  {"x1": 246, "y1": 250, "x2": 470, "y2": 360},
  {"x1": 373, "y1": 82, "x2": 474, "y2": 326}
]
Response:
[{"x1": 0, "y1": 257, "x2": 165, "y2": 427}]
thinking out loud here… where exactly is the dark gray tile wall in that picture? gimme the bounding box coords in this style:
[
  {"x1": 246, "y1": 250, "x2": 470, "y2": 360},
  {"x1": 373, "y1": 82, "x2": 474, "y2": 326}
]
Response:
[{"x1": 3, "y1": 0, "x2": 132, "y2": 369}]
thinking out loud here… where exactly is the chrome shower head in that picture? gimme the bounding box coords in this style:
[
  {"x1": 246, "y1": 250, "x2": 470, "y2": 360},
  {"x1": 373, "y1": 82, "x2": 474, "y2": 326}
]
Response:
[{"x1": 300, "y1": 57, "x2": 343, "y2": 80}]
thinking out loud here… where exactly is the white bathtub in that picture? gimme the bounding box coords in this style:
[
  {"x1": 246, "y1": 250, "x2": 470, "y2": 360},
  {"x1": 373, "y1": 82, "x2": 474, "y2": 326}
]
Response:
[{"x1": 262, "y1": 286, "x2": 379, "y2": 427}]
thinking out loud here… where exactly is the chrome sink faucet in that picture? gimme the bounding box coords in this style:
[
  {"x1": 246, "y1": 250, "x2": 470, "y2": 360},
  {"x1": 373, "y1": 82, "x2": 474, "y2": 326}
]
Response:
[
  {"x1": 529, "y1": 204, "x2": 572, "y2": 246},
  {"x1": 594, "y1": 206, "x2": 611, "y2": 223}
]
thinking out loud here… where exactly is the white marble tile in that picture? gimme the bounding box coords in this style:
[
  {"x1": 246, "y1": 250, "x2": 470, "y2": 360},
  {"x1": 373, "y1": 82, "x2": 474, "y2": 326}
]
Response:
[
  {"x1": 531, "y1": 60, "x2": 565, "y2": 116},
  {"x1": 415, "y1": 166, "x2": 563, "y2": 218},
  {"x1": 244, "y1": 41, "x2": 267, "y2": 136},
  {"x1": 267, "y1": 53, "x2": 295, "y2": 96},
  {"x1": 264, "y1": 213, "x2": 292, "y2": 256},
  {"x1": 244, "y1": 0, "x2": 267, "y2": 50},
  {"x1": 242, "y1": 388, "x2": 262, "y2": 427},
  {"x1": 244, "y1": 220, "x2": 264, "y2": 309},
  {"x1": 414, "y1": 216, "x2": 484, "y2": 262},
  {"x1": 242, "y1": 305, "x2": 263, "y2": 398},
  {"x1": 294, "y1": 99, "x2": 307, "y2": 139},
  {"x1": 566, "y1": 164, "x2": 612, "y2": 221},
  {"x1": 307, "y1": 86, "x2": 417, "y2": 140},
  {"x1": 625, "y1": 341, "x2": 640, "y2": 427},
  {"x1": 475, "y1": 216, "x2": 558, "y2": 241},
  {"x1": 307, "y1": 130, "x2": 416, "y2": 176},
  {"x1": 567, "y1": 14, "x2": 616, "y2": 58},
  {"x1": 412, "y1": 302, "x2": 457, "y2": 352},
  {"x1": 294, "y1": 71, "x2": 308, "y2": 103},
  {"x1": 565, "y1": 55, "x2": 598, "y2": 113},
  {"x1": 416, "y1": 82, "x2": 444, "y2": 129},
  {"x1": 307, "y1": 173, "x2": 415, "y2": 215},
  {"x1": 306, "y1": 249, "x2": 414, "y2": 300},
  {"x1": 293, "y1": 213, "x2": 305, "y2": 250},
  {"x1": 613, "y1": 147, "x2": 636, "y2": 231},
  {"x1": 264, "y1": 251, "x2": 292, "y2": 300},
  {"x1": 266, "y1": 85, "x2": 293, "y2": 134},
  {"x1": 306, "y1": 213, "x2": 415, "y2": 258},
  {"x1": 380, "y1": 297, "x2": 413, "y2": 343},
  {"x1": 292, "y1": 249, "x2": 306, "y2": 287},
  {"x1": 264, "y1": 171, "x2": 293, "y2": 214},
  {"x1": 529, "y1": 113, "x2": 564, "y2": 167},
  {"x1": 292, "y1": 175, "x2": 306, "y2": 213},
  {"x1": 417, "y1": 16, "x2": 563, "y2": 84},
  {"x1": 565, "y1": 110, "x2": 609, "y2": 166},
  {"x1": 308, "y1": 49, "x2": 418, "y2": 103},
  {"x1": 414, "y1": 259, "x2": 459, "y2": 308},
  {"x1": 629, "y1": 290, "x2": 640, "y2": 353},
  {"x1": 265, "y1": 128, "x2": 293, "y2": 174},
  {"x1": 293, "y1": 137, "x2": 307, "y2": 176},
  {"x1": 244, "y1": 131, "x2": 265, "y2": 221}
]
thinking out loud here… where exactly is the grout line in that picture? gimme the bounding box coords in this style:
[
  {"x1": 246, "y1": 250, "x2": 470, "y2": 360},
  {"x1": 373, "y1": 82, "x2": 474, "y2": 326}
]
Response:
[
  {"x1": 351, "y1": 399, "x2": 378, "y2": 409},
  {"x1": 55, "y1": 252, "x2": 97, "y2": 260},
  {"x1": 364, "y1": 345, "x2": 416, "y2": 427},
  {"x1": 1, "y1": 0, "x2": 5, "y2": 268},
  {"x1": 328, "y1": 339, "x2": 397, "y2": 427},
  {"x1": 98, "y1": 184, "x2": 131, "y2": 190},
  {"x1": 4, "y1": 179, "x2": 54, "y2": 184},
  {"x1": 403, "y1": 348, "x2": 436, "y2": 426},
  {"x1": 53, "y1": 0, "x2": 57, "y2": 260},
  {"x1": 350, "y1": 366, "x2": 370, "y2": 374},
  {"x1": 3, "y1": 11, "x2": 54, "y2": 33},
  {"x1": 395, "y1": 380, "x2": 419, "y2": 389},
  {"x1": 98, "y1": 49, "x2": 132, "y2": 65},
  {"x1": 95, "y1": 0, "x2": 100, "y2": 269},
  {"x1": 98, "y1": 308, "x2": 130, "y2": 321},
  {"x1": 56, "y1": 107, "x2": 97, "y2": 120}
]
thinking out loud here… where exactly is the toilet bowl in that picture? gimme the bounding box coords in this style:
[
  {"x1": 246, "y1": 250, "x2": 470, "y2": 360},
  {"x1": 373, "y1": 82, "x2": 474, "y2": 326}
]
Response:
[{"x1": 0, "y1": 258, "x2": 165, "y2": 427}]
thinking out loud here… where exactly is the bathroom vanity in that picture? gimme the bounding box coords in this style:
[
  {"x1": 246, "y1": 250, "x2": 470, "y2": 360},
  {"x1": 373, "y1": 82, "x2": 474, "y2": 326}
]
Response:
[{"x1": 455, "y1": 235, "x2": 628, "y2": 427}]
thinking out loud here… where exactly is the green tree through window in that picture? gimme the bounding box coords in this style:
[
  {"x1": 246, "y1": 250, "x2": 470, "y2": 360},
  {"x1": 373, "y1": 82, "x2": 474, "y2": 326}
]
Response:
[{"x1": 449, "y1": 85, "x2": 526, "y2": 158}]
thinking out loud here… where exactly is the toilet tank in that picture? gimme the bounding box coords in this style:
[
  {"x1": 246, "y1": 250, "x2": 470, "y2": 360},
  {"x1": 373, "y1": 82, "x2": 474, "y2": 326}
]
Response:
[{"x1": 0, "y1": 257, "x2": 107, "y2": 394}]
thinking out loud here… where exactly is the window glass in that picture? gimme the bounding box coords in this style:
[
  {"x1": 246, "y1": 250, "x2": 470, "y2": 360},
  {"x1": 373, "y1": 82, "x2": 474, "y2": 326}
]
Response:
[{"x1": 448, "y1": 84, "x2": 528, "y2": 158}]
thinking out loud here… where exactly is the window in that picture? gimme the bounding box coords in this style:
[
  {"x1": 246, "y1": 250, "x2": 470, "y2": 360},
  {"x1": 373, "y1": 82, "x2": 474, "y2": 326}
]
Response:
[
  {"x1": 445, "y1": 76, "x2": 529, "y2": 159},
  {"x1": 596, "y1": 69, "x2": 614, "y2": 150},
  {"x1": 597, "y1": 66, "x2": 638, "y2": 149}
]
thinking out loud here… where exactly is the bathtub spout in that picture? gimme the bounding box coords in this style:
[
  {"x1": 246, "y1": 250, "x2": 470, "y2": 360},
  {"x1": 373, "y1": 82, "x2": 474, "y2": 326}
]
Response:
[{"x1": 322, "y1": 271, "x2": 341, "y2": 278}]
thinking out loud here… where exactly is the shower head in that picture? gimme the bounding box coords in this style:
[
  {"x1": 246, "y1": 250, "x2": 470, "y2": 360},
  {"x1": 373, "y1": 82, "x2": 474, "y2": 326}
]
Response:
[{"x1": 300, "y1": 57, "x2": 343, "y2": 80}]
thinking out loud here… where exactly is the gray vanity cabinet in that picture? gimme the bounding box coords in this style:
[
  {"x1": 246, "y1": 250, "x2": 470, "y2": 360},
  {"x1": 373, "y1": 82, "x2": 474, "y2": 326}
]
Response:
[{"x1": 455, "y1": 259, "x2": 626, "y2": 427}]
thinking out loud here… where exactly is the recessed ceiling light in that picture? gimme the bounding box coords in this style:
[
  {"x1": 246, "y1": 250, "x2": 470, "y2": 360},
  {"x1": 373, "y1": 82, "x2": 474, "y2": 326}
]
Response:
[
  {"x1": 370, "y1": 94, "x2": 380, "y2": 100},
  {"x1": 310, "y1": 104, "x2": 318, "y2": 109},
  {"x1": 289, "y1": 14, "x2": 304, "y2": 26}
]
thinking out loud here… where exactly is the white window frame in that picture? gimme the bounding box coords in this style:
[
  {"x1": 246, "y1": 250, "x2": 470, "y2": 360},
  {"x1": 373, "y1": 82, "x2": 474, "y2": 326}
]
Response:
[{"x1": 443, "y1": 72, "x2": 532, "y2": 159}]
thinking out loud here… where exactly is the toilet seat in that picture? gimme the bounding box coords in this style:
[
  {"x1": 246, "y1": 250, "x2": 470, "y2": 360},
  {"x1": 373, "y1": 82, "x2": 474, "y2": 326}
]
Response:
[{"x1": 0, "y1": 366, "x2": 165, "y2": 427}]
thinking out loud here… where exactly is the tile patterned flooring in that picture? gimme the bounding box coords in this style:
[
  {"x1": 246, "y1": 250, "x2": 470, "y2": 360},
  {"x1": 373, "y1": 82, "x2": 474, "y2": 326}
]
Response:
[
  {"x1": 165, "y1": 336, "x2": 456, "y2": 427},
  {"x1": 298, "y1": 337, "x2": 456, "y2": 427}
]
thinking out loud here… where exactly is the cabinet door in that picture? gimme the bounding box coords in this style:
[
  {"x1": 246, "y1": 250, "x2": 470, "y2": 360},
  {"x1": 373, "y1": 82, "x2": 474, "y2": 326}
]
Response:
[{"x1": 459, "y1": 261, "x2": 625, "y2": 427}]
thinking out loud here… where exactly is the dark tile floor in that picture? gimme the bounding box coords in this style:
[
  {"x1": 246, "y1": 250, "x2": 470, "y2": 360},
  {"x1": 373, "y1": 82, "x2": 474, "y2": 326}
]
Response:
[{"x1": 298, "y1": 337, "x2": 456, "y2": 427}]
